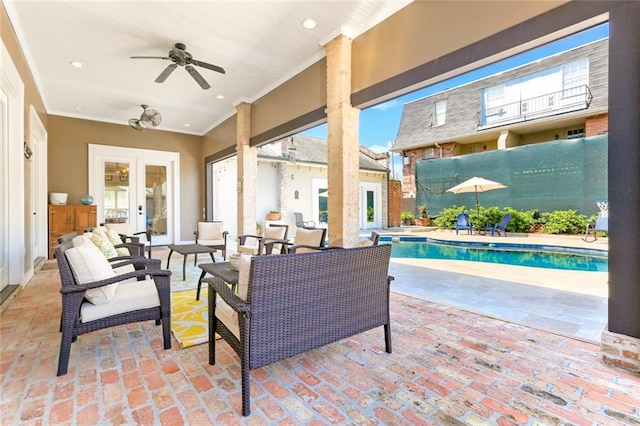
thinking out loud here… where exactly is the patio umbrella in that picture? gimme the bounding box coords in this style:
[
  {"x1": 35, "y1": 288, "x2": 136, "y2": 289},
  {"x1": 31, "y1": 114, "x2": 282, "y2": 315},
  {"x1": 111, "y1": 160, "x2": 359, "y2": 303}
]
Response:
[{"x1": 446, "y1": 177, "x2": 507, "y2": 226}]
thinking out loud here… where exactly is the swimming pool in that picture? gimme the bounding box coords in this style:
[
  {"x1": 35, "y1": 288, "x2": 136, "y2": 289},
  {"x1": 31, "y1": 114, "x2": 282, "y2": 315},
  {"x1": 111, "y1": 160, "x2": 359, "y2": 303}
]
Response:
[{"x1": 380, "y1": 236, "x2": 608, "y2": 272}]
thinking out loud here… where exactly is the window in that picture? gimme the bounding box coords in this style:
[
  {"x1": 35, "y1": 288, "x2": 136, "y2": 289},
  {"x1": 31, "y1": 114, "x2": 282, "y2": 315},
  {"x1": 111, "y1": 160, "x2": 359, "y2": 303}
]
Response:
[
  {"x1": 562, "y1": 58, "x2": 589, "y2": 95},
  {"x1": 567, "y1": 128, "x2": 585, "y2": 139},
  {"x1": 434, "y1": 100, "x2": 447, "y2": 126}
]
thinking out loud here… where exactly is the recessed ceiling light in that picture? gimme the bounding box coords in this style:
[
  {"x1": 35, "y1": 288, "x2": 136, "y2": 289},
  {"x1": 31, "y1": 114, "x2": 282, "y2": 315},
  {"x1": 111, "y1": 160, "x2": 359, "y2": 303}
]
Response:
[
  {"x1": 70, "y1": 61, "x2": 83, "y2": 68},
  {"x1": 302, "y1": 19, "x2": 317, "y2": 29},
  {"x1": 216, "y1": 94, "x2": 225, "y2": 100},
  {"x1": 183, "y1": 123, "x2": 191, "y2": 128},
  {"x1": 73, "y1": 106, "x2": 85, "y2": 111}
]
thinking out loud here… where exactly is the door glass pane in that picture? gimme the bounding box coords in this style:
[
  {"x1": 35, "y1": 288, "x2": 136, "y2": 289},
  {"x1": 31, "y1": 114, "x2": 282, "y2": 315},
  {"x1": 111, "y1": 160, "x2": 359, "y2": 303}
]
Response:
[
  {"x1": 366, "y1": 190, "x2": 375, "y2": 223},
  {"x1": 104, "y1": 162, "x2": 130, "y2": 223},
  {"x1": 146, "y1": 165, "x2": 167, "y2": 236},
  {"x1": 318, "y1": 188, "x2": 328, "y2": 223}
]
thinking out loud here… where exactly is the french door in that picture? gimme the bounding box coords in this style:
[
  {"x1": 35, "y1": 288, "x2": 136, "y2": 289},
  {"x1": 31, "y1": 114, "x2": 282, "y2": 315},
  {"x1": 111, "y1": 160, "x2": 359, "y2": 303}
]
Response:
[{"x1": 89, "y1": 145, "x2": 180, "y2": 245}]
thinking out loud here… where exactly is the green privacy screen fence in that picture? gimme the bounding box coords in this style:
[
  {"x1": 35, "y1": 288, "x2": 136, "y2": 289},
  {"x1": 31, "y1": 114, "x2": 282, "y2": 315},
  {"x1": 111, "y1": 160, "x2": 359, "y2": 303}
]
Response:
[{"x1": 415, "y1": 135, "x2": 607, "y2": 216}]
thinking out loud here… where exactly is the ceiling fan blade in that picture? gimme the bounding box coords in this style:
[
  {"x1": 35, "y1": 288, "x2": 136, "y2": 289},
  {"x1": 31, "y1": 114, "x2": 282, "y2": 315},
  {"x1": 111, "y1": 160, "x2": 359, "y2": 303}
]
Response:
[
  {"x1": 185, "y1": 65, "x2": 211, "y2": 89},
  {"x1": 128, "y1": 118, "x2": 147, "y2": 131},
  {"x1": 191, "y1": 59, "x2": 226, "y2": 75},
  {"x1": 130, "y1": 56, "x2": 171, "y2": 60},
  {"x1": 155, "y1": 64, "x2": 178, "y2": 83}
]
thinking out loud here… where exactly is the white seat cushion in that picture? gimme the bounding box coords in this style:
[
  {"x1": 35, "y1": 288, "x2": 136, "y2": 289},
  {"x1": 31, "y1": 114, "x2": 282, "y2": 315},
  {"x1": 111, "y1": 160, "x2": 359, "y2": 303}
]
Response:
[
  {"x1": 198, "y1": 222, "x2": 224, "y2": 240},
  {"x1": 215, "y1": 298, "x2": 240, "y2": 339},
  {"x1": 353, "y1": 239, "x2": 374, "y2": 247},
  {"x1": 80, "y1": 278, "x2": 159, "y2": 323},
  {"x1": 238, "y1": 244, "x2": 259, "y2": 255},
  {"x1": 198, "y1": 238, "x2": 225, "y2": 247},
  {"x1": 294, "y1": 228, "x2": 324, "y2": 247},
  {"x1": 214, "y1": 254, "x2": 251, "y2": 339},
  {"x1": 65, "y1": 243, "x2": 118, "y2": 305}
]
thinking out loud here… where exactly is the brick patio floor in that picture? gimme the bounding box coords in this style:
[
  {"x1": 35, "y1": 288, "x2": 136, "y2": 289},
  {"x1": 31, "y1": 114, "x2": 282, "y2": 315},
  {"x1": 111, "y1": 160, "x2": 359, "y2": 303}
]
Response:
[{"x1": 1, "y1": 253, "x2": 640, "y2": 425}]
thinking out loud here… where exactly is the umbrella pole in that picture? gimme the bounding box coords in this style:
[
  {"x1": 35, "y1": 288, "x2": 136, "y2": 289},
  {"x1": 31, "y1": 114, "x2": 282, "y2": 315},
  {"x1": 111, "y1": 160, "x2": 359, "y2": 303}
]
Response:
[{"x1": 475, "y1": 187, "x2": 480, "y2": 232}]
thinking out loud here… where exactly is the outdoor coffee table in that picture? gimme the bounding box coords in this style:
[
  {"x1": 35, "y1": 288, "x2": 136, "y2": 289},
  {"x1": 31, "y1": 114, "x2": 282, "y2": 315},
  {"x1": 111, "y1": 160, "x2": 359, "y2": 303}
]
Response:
[
  {"x1": 197, "y1": 262, "x2": 238, "y2": 301},
  {"x1": 167, "y1": 244, "x2": 217, "y2": 281}
]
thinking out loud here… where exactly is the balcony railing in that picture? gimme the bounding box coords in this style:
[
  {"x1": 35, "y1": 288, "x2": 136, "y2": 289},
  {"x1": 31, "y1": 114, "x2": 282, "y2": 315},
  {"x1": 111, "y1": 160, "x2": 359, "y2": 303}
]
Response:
[{"x1": 477, "y1": 85, "x2": 593, "y2": 130}]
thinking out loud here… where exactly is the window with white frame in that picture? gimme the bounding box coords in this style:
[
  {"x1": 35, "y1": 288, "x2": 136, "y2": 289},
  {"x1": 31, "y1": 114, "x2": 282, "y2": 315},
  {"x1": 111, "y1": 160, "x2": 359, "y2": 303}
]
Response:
[
  {"x1": 562, "y1": 57, "x2": 589, "y2": 96},
  {"x1": 434, "y1": 100, "x2": 447, "y2": 126}
]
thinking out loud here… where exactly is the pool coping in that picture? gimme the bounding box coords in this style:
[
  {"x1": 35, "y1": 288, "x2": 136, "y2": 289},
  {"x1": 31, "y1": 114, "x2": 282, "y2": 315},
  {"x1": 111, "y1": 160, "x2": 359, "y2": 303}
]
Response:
[{"x1": 378, "y1": 234, "x2": 609, "y2": 258}]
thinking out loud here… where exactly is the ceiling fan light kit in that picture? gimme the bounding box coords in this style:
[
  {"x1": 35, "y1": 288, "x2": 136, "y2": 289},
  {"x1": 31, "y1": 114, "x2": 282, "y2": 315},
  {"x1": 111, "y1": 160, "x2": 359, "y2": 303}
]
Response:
[
  {"x1": 131, "y1": 42, "x2": 225, "y2": 89},
  {"x1": 128, "y1": 104, "x2": 161, "y2": 131}
]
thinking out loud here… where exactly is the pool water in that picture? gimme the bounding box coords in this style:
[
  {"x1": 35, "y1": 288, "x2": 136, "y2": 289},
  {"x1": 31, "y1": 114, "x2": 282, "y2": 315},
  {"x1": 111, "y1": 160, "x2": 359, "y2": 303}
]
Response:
[{"x1": 382, "y1": 238, "x2": 608, "y2": 272}]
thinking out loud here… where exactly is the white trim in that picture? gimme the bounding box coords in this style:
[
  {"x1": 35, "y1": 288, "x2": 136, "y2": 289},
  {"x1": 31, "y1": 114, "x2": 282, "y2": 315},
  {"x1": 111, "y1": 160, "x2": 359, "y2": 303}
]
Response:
[
  {"x1": 25, "y1": 105, "x2": 47, "y2": 282},
  {"x1": 1, "y1": 38, "x2": 26, "y2": 286},
  {"x1": 88, "y1": 144, "x2": 180, "y2": 244}
]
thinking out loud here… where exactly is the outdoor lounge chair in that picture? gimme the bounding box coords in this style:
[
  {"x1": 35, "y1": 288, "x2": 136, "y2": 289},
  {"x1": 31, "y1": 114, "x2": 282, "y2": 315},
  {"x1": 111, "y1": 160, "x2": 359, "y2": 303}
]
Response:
[
  {"x1": 486, "y1": 213, "x2": 511, "y2": 237},
  {"x1": 294, "y1": 212, "x2": 316, "y2": 229},
  {"x1": 54, "y1": 239, "x2": 171, "y2": 376},
  {"x1": 455, "y1": 213, "x2": 473, "y2": 235},
  {"x1": 583, "y1": 200, "x2": 608, "y2": 242}
]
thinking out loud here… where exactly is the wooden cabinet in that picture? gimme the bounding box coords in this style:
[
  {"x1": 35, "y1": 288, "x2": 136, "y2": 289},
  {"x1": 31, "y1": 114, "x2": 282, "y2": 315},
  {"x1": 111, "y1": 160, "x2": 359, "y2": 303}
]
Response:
[{"x1": 48, "y1": 205, "x2": 97, "y2": 258}]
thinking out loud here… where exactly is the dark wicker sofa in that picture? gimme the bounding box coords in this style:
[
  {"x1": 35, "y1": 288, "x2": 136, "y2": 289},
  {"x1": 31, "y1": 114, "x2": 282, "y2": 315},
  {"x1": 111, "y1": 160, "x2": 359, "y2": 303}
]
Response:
[{"x1": 207, "y1": 244, "x2": 394, "y2": 415}]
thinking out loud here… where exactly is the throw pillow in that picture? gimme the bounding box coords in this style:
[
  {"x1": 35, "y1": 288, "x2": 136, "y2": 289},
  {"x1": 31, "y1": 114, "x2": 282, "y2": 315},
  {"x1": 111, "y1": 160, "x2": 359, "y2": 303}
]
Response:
[
  {"x1": 89, "y1": 231, "x2": 118, "y2": 259},
  {"x1": 65, "y1": 243, "x2": 118, "y2": 305},
  {"x1": 106, "y1": 229, "x2": 130, "y2": 256}
]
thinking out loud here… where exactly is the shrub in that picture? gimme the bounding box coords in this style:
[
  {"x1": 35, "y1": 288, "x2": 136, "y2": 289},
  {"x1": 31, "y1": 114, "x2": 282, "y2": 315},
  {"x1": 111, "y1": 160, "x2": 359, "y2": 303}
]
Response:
[
  {"x1": 434, "y1": 205, "x2": 541, "y2": 233},
  {"x1": 539, "y1": 210, "x2": 589, "y2": 234},
  {"x1": 433, "y1": 205, "x2": 466, "y2": 229}
]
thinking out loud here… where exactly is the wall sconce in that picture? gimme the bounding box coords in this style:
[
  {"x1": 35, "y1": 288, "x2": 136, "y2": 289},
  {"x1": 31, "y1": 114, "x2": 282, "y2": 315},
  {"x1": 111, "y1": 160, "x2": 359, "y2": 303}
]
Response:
[{"x1": 24, "y1": 142, "x2": 33, "y2": 161}]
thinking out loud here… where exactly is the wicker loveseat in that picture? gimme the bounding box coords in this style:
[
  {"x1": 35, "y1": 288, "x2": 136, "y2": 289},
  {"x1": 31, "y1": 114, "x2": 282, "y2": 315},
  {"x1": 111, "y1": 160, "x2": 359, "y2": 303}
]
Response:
[{"x1": 207, "y1": 244, "x2": 393, "y2": 415}]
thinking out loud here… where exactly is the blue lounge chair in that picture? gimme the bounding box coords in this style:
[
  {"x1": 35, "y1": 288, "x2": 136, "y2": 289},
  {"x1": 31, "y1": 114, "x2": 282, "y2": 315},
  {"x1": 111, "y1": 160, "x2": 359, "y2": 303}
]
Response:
[
  {"x1": 455, "y1": 213, "x2": 473, "y2": 235},
  {"x1": 486, "y1": 213, "x2": 511, "y2": 237}
]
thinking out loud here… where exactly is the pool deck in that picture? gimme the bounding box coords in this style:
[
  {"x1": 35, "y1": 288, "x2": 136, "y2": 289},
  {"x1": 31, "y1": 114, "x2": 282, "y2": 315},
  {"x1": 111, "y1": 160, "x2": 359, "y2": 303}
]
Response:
[{"x1": 375, "y1": 228, "x2": 609, "y2": 344}]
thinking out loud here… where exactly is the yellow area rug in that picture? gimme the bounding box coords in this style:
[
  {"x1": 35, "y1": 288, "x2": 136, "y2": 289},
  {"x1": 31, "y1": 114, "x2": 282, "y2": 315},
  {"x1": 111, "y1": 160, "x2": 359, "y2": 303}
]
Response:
[{"x1": 171, "y1": 288, "x2": 209, "y2": 348}]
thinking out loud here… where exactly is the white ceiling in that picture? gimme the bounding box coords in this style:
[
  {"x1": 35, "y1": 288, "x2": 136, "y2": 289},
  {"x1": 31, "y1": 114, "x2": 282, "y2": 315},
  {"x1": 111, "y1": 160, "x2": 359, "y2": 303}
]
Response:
[{"x1": 4, "y1": 0, "x2": 412, "y2": 135}]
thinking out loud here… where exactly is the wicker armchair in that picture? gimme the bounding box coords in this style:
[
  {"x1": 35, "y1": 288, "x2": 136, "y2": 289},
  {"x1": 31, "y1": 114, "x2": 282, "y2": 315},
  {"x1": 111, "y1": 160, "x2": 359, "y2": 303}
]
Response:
[
  {"x1": 195, "y1": 221, "x2": 228, "y2": 262},
  {"x1": 262, "y1": 227, "x2": 326, "y2": 254},
  {"x1": 54, "y1": 240, "x2": 172, "y2": 376},
  {"x1": 237, "y1": 224, "x2": 288, "y2": 255},
  {"x1": 208, "y1": 244, "x2": 393, "y2": 415}
]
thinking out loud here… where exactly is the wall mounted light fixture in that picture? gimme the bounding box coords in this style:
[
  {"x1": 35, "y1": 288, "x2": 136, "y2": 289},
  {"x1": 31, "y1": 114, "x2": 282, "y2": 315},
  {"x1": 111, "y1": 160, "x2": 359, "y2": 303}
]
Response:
[{"x1": 24, "y1": 142, "x2": 33, "y2": 161}]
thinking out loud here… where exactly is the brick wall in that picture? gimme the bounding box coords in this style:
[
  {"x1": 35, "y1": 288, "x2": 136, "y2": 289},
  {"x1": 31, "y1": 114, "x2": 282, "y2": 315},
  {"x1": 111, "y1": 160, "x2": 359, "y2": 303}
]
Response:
[
  {"x1": 388, "y1": 180, "x2": 402, "y2": 227},
  {"x1": 586, "y1": 114, "x2": 609, "y2": 136},
  {"x1": 601, "y1": 331, "x2": 640, "y2": 374}
]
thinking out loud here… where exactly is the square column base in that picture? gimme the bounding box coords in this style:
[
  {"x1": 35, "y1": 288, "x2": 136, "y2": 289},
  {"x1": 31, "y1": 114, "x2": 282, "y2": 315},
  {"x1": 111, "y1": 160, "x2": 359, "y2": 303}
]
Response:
[{"x1": 601, "y1": 330, "x2": 640, "y2": 374}]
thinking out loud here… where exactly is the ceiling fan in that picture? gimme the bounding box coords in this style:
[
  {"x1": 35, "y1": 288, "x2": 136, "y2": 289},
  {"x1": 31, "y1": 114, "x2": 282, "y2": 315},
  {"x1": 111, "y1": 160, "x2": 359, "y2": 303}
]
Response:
[
  {"x1": 131, "y1": 42, "x2": 225, "y2": 89},
  {"x1": 128, "y1": 104, "x2": 161, "y2": 131}
]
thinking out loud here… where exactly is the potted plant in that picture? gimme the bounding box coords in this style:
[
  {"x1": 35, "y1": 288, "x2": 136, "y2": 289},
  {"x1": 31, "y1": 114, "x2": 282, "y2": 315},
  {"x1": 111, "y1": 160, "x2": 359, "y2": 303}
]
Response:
[
  {"x1": 416, "y1": 204, "x2": 430, "y2": 226},
  {"x1": 401, "y1": 211, "x2": 415, "y2": 226},
  {"x1": 266, "y1": 210, "x2": 281, "y2": 220}
]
